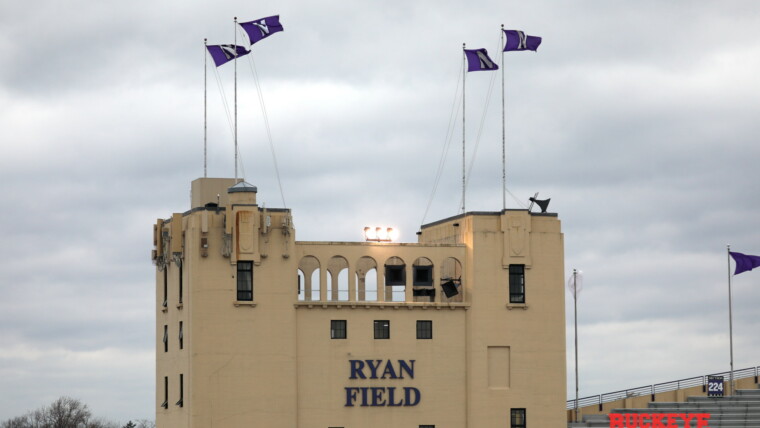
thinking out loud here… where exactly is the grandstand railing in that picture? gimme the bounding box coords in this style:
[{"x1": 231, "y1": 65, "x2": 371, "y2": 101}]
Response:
[{"x1": 567, "y1": 365, "x2": 760, "y2": 410}]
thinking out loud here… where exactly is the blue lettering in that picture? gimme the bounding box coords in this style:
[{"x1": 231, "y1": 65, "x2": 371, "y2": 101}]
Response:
[
  {"x1": 346, "y1": 360, "x2": 420, "y2": 407},
  {"x1": 404, "y1": 387, "x2": 421, "y2": 406},
  {"x1": 360, "y1": 387, "x2": 369, "y2": 406},
  {"x1": 344, "y1": 387, "x2": 359, "y2": 406},
  {"x1": 370, "y1": 387, "x2": 386, "y2": 406},
  {"x1": 387, "y1": 387, "x2": 404, "y2": 406},
  {"x1": 349, "y1": 360, "x2": 366, "y2": 379},
  {"x1": 381, "y1": 360, "x2": 398, "y2": 379},
  {"x1": 398, "y1": 360, "x2": 415, "y2": 379},
  {"x1": 365, "y1": 359, "x2": 382, "y2": 379}
]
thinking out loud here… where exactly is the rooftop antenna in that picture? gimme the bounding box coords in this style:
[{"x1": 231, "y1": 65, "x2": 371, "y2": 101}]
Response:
[{"x1": 527, "y1": 192, "x2": 538, "y2": 211}]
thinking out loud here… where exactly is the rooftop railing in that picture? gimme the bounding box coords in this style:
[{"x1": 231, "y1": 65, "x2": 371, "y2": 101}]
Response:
[{"x1": 567, "y1": 365, "x2": 760, "y2": 410}]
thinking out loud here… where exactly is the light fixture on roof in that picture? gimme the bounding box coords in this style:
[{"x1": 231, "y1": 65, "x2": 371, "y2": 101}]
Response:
[{"x1": 363, "y1": 226, "x2": 398, "y2": 242}]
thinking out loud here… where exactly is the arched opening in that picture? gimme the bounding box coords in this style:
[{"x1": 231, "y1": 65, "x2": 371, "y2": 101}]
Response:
[
  {"x1": 327, "y1": 256, "x2": 349, "y2": 301},
  {"x1": 355, "y1": 256, "x2": 378, "y2": 302},
  {"x1": 298, "y1": 256, "x2": 321, "y2": 301},
  {"x1": 384, "y1": 256, "x2": 406, "y2": 302},
  {"x1": 297, "y1": 269, "x2": 305, "y2": 301},
  {"x1": 440, "y1": 257, "x2": 463, "y2": 302},
  {"x1": 412, "y1": 257, "x2": 434, "y2": 302},
  {"x1": 310, "y1": 269, "x2": 321, "y2": 301}
]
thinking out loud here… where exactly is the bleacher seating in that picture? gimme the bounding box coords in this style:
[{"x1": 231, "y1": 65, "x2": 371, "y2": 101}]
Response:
[{"x1": 569, "y1": 387, "x2": 760, "y2": 427}]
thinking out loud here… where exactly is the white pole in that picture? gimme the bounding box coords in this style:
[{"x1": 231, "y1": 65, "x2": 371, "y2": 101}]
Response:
[
  {"x1": 462, "y1": 43, "x2": 466, "y2": 214},
  {"x1": 727, "y1": 244, "x2": 735, "y2": 395},
  {"x1": 204, "y1": 38, "x2": 208, "y2": 178},
  {"x1": 573, "y1": 268, "x2": 579, "y2": 422},
  {"x1": 500, "y1": 24, "x2": 506, "y2": 211},
  {"x1": 234, "y1": 17, "x2": 239, "y2": 181}
]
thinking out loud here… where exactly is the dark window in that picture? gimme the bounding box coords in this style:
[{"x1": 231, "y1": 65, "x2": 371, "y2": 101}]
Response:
[
  {"x1": 413, "y1": 288, "x2": 435, "y2": 300},
  {"x1": 162, "y1": 269, "x2": 168, "y2": 308},
  {"x1": 511, "y1": 408, "x2": 526, "y2": 428},
  {"x1": 178, "y1": 264, "x2": 183, "y2": 304},
  {"x1": 374, "y1": 320, "x2": 390, "y2": 339},
  {"x1": 331, "y1": 320, "x2": 347, "y2": 339},
  {"x1": 417, "y1": 320, "x2": 433, "y2": 339},
  {"x1": 161, "y1": 376, "x2": 168, "y2": 409},
  {"x1": 420, "y1": 425, "x2": 436, "y2": 428},
  {"x1": 163, "y1": 325, "x2": 168, "y2": 352},
  {"x1": 385, "y1": 265, "x2": 405, "y2": 285},
  {"x1": 509, "y1": 265, "x2": 525, "y2": 303},
  {"x1": 413, "y1": 266, "x2": 433, "y2": 286},
  {"x1": 176, "y1": 374, "x2": 184, "y2": 407},
  {"x1": 179, "y1": 321, "x2": 183, "y2": 350},
  {"x1": 237, "y1": 261, "x2": 253, "y2": 301}
]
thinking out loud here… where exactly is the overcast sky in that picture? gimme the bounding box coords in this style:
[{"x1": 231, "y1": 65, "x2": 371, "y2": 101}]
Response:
[{"x1": 2, "y1": 0, "x2": 760, "y2": 423}]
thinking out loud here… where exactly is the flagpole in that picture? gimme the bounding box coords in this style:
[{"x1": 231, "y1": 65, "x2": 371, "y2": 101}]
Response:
[
  {"x1": 204, "y1": 38, "x2": 208, "y2": 178},
  {"x1": 500, "y1": 25, "x2": 506, "y2": 211},
  {"x1": 462, "y1": 43, "x2": 466, "y2": 214},
  {"x1": 573, "y1": 269, "x2": 579, "y2": 422},
  {"x1": 727, "y1": 244, "x2": 735, "y2": 395},
  {"x1": 234, "y1": 16, "x2": 239, "y2": 181}
]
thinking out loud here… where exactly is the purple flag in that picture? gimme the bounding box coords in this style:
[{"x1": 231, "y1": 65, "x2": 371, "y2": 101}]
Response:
[
  {"x1": 503, "y1": 30, "x2": 542, "y2": 52},
  {"x1": 729, "y1": 251, "x2": 760, "y2": 275},
  {"x1": 206, "y1": 44, "x2": 251, "y2": 67},
  {"x1": 464, "y1": 48, "x2": 499, "y2": 72},
  {"x1": 239, "y1": 15, "x2": 284, "y2": 46}
]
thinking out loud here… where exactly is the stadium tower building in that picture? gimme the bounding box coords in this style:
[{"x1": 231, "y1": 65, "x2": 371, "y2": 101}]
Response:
[{"x1": 153, "y1": 177, "x2": 566, "y2": 427}]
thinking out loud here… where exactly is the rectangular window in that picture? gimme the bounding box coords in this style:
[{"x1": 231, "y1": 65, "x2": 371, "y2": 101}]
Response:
[
  {"x1": 374, "y1": 320, "x2": 390, "y2": 339},
  {"x1": 509, "y1": 265, "x2": 525, "y2": 303},
  {"x1": 163, "y1": 325, "x2": 168, "y2": 352},
  {"x1": 179, "y1": 321, "x2": 183, "y2": 350},
  {"x1": 331, "y1": 320, "x2": 347, "y2": 339},
  {"x1": 162, "y1": 269, "x2": 168, "y2": 308},
  {"x1": 178, "y1": 264, "x2": 183, "y2": 304},
  {"x1": 176, "y1": 374, "x2": 184, "y2": 407},
  {"x1": 511, "y1": 408, "x2": 526, "y2": 428},
  {"x1": 416, "y1": 320, "x2": 433, "y2": 339},
  {"x1": 161, "y1": 376, "x2": 168, "y2": 409},
  {"x1": 237, "y1": 261, "x2": 253, "y2": 301},
  {"x1": 419, "y1": 425, "x2": 436, "y2": 428}
]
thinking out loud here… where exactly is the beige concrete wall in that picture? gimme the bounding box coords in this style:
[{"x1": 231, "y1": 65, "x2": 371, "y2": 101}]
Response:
[{"x1": 154, "y1": 178, "x2": 566, "y2": 428}]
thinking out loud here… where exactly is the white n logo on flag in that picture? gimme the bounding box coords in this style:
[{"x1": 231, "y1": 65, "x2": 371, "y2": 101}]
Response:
[
  {"x1": 517, "y1": 31, "x2": 527, "y2": 50},
  {"x1": 252, "y1": 19, "x2": 270, "y2": 37},
  {"x1": 476, "y1": 50, "x2": 496, "y2": 70},
  {"x1": 220, "y1": 45, "x2": 237, "y2": 60}
]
